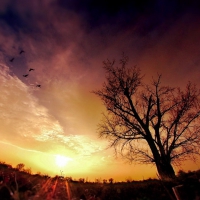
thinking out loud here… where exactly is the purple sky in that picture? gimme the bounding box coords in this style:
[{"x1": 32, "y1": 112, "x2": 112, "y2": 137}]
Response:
[{"x1": 0, "y1": 0, "x2": 200, "y2": 180}]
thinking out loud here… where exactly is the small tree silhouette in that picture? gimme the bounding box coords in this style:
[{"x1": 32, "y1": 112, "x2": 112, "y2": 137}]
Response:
[
  {"x1": 109, "y1": 178, "x2": 114, "y2": 184},
  {"x1": 103, "y1": 179, "x2": 107, "y2": 184},
  {"x1": 16, "y1": 163, "x2": 25, "y2": 171}
]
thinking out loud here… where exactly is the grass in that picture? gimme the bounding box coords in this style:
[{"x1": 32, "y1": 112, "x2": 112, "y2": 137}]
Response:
[{"x1": 0, "y1": 162, "x2": 200, "y2": 200}]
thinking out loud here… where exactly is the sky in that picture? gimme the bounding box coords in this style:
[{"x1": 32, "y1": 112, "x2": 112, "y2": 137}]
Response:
[{"x1": 0, "y1": 0, "x2": 200, "y2": 181}]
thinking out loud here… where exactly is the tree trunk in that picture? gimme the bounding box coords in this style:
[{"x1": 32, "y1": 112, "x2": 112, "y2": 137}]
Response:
[
  {"x1": 155, "y1": 158, "x2": 176, "y2": 180},
  {"x1": 146, "y1": 135, "x2": 176, "y2": 180}
]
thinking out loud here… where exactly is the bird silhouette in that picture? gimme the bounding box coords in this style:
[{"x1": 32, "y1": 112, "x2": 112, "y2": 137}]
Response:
[
  {"x1": 10, "y1": 58, "x2": 14, "y2": 62},
  {"x1": 29, "y1": 68, "x2": 34, "y2": 72},
  {"x1": 36, "y1": 84, "x2": 41, "y2": 88},
  {"x1": 19, "y1": 50, "x2": 25, "y2": 54},
  {"x1": 23, "y1": 74, "x2": 29, "y2": 77}
]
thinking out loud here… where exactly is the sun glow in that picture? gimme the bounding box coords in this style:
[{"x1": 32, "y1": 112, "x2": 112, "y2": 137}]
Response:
[{"x1": 55, "y1": 155, "x2": 71, "y2": 168}]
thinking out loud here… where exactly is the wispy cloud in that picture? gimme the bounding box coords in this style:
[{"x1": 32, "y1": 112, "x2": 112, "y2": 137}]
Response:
[{"x1": 0, "y1": 63, "x2": 108, "y2": 163}]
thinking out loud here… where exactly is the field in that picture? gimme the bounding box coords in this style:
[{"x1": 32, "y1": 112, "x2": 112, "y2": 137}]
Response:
[{"x1": 0, "y1": 163, "x2": 200, "y2": 200}]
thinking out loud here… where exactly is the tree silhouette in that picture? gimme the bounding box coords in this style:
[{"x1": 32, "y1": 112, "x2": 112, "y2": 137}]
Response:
[
  {"x1": 93, "y1": 55, "x2": 200, "y2": 180},
  {"x1": 109, "y1": 178, "x2": 114, "y2": 184},
  {"x1": 16, "y1": 163, "x2": 25, "y2": 171}
]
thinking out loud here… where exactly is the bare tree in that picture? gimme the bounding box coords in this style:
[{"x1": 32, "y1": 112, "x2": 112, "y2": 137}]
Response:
[{"x1": 93, "y1": 55, "x2": 200, "y2": 180}]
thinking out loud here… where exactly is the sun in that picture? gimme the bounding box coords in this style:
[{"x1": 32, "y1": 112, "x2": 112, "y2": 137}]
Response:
[{"x1": 55, "y1": 155, "x2": 71, "y2": 168}]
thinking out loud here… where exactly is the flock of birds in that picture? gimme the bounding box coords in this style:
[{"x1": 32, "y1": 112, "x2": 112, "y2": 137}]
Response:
[{"x1": 10, "y1": 50, "x2": 41, "y2": 88}]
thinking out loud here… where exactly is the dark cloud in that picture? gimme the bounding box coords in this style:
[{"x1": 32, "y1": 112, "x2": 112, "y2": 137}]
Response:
[
  {"x1": 1, "y1": 0, "x2": 200, "y2": 34},
  {"x1": 56, "y1": 0, "x2": 200, "y2": 33},
  {"x1": 1, "y1": 0, "x2": 199, "y2": 57},
  {"x1": 1, "y1": 0, "x2": 200, "y2": 129}
]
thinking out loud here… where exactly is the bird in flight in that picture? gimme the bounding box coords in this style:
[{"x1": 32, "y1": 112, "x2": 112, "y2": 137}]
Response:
[
  {"x1": 36, "y1": 84, "x2": 41, "y2": 88},
  {"x1": 29, "y1": 68, "x2": 34, "y2": 72},
  {"x1": 23, "y1": 74, "x2": 29, "y2": 77},
  {"x1": 10, "y1": 58, "x2": 14, "y2": 62},
  {"x1": 19, "y1": 50, "x2": 25, "y2": 54}
]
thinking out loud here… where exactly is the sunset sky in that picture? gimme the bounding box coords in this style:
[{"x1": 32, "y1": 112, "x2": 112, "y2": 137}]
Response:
[{"x1": 0, "y1": 0, "x2": 200, "y2": 181}]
